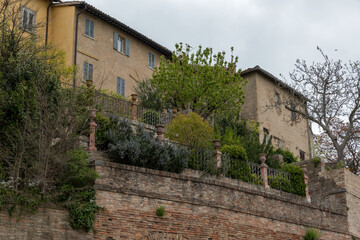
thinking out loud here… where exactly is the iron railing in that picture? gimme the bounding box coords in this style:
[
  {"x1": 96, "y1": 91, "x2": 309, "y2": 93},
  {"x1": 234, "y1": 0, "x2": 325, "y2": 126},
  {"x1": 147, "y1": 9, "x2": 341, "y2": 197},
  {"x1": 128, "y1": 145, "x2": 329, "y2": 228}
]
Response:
[
  {"x1": 267, "y1": 166, "x2": 293, "y2": 192},
  {"x1": 220, "y1": 154, "x2": 263, "y2": 185},
  {"x1": 137, "y1": 105, "x2": 173, "y2": 126}
]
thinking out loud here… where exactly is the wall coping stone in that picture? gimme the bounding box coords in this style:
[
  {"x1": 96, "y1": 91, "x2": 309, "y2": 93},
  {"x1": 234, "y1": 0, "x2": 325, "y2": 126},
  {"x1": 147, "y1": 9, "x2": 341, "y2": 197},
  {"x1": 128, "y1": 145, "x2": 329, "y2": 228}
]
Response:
[{"x1": 92, "y1": 153, "x2": 347, "y2": 216}]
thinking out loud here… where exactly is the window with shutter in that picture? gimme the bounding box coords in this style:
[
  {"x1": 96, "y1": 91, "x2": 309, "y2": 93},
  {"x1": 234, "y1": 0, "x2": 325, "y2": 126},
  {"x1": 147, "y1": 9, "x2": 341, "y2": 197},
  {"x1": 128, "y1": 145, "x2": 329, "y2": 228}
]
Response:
[
  {"x1": 113, "y1": 32, "x2": 129, "y2": 55},
  {"x1": 116, "y1": 77, "x2": 125, "y2": 96},
  {"x1": 85, "y1": 18, "x2": 94, "y2": 38}
]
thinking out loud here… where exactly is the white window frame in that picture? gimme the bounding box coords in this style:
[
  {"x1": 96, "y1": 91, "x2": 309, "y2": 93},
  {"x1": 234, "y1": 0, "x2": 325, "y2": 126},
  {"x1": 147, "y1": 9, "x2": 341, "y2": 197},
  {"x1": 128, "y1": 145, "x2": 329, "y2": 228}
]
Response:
[
  {"x1": 85, "y1": 18, "x2": 94, "y2": 38},
  {"x1": 148, "y1": 52, "x2": 155, "y2": 69},
  {"x1": 21, "y1": 7, "x2": 36, "y2": 32},
  {"x1": 83, "y1": 62, "x2": 93, "y2": 82},
  {"x1": 116, "y1": 36, "x2": 125, "y2": 53}
]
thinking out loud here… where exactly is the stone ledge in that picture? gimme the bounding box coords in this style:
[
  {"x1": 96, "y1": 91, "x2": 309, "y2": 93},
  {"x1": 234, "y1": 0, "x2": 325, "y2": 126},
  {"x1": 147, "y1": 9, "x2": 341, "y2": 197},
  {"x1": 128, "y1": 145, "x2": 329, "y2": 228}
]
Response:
[{"x1": 92, "y1": 154, "x2": 347, "y2": 216}]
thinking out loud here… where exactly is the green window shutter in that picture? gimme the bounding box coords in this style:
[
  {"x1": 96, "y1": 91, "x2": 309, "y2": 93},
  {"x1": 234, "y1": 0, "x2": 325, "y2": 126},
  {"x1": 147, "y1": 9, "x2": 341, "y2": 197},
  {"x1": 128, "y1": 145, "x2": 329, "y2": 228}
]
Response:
[
  {"x1": 83, "y1": 62, "x2": 88, "y2": 81},
  {"x1": 89, "y1": 20, "x2": 94, "y2": 38},
  {"x1": 116, "y1": 77, "x2": 120, "y2": 94},
  {"x1": 89, "y1": 63, "x2": 93, "y2": 80},
  {"x1": 113, "y1": 32, "x2": 119, "y2": 50},
  {"x1": 121, "y1": 78, "x2": 125, "y2": 96},
  {"x1": 125, "y1": 39, "x2": 130, "y2": 56},
  {"x1": 85, "y1": 19, "x2": 89, "y2": 36}
]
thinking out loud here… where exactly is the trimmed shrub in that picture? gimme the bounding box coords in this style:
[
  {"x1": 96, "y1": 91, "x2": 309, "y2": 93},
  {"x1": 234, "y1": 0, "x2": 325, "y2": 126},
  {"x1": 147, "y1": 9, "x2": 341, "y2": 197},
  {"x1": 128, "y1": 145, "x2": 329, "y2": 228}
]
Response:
[
  {"x1": 268, "y1": 175, "x2": 292, "y2": 192},
  {"x1": 165, "y1": 112, "x2": 213, "y2": 149},
  {"x1": 281, "y1": 164, "x2": 306, "y2": 196},
  {"x1": 221, "y1": 144, "x2": 248, "y2": 162}
]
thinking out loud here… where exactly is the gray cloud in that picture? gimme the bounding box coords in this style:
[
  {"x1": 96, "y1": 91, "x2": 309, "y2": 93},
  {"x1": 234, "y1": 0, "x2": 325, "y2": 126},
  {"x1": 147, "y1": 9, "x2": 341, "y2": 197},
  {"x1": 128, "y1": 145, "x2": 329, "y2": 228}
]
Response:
[{"x1": 73, "y1": 0, "x2": 360, "y2": 82}]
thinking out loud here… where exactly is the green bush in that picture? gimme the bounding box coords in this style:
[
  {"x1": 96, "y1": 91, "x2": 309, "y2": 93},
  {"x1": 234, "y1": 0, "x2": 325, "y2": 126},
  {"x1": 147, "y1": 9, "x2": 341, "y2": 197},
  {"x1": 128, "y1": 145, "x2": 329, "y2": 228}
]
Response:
[
  {"x1": 281, "y1": 164, "x2": 306, "y2": 196},
  {"x1": 274, "y1": 148, "x2": 298, "y2": 163},
  {"x1": 165, "y1": 112, "x2": 213, "y2": 149},
  {"x1": 312, "y1": 157, "x2": 321, "y2": 167},
  {"x1": 58, "y1": 150, "x2": 100, "y2": 232},
  {"x1": 268, "y1": 175, "x2": 292, "y2": 193},
  {"x1": 62, "y1": 150, "x2": 98, "y2": 188},
  {"x1": 250, "y1": 174, "x2": 263, "y2": 185},
  {"x1": 95, "y1": 113, "x2": 116, "y2": 150},
  {"x1": 221, "y1": 144, "x2": 248, "y2": 161},
  {"x1": 107, "y1": 118, "x2": 189, "y2": 173},
  {"x1": 303, "y1": 228, "x2": 321, "y2": 240},
  {"x1": 142, "y1": 110, "x2": 160, "y2": 125}
]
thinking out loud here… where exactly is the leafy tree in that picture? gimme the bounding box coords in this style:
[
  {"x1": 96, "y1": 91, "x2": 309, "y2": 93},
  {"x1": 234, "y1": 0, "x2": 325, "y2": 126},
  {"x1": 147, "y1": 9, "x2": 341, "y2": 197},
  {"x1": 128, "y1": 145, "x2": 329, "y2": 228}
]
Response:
[
  {"x1": 134, "y1": 78, "x2": 166, "y2": 111},
  {"x1": 0, "y1": 0, "x2": 100, "y2": 230},
  {"x1": 284, "y1": 47, "x2": 360, "y2": 163},
  {"x1": 151, "y1": 43, "x2": 247, "y2": 119}
]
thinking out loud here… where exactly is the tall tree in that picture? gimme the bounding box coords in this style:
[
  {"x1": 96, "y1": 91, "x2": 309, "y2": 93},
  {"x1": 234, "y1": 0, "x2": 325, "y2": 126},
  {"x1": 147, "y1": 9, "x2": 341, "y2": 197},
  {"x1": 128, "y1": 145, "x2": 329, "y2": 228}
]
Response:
[
  {"x1": 285, "y1": 47, "x2": 360, "y2": 163},
  {"x1": 151, "y1": 43, "x2": 247, "y2": 119},
  {"x1": 314, "y1": 118, "x2": 360, "y2": 174}
]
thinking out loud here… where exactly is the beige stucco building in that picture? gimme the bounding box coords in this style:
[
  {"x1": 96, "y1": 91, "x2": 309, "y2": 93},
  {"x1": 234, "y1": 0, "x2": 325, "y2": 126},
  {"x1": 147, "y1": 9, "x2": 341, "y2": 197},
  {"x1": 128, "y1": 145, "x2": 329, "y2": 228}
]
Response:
[
  {"x1": 241, "y1": 66, "x2": 312, "y2": 160},
  {"x1": 17, "y1": 0, "x2": 171, "y2": 97}
]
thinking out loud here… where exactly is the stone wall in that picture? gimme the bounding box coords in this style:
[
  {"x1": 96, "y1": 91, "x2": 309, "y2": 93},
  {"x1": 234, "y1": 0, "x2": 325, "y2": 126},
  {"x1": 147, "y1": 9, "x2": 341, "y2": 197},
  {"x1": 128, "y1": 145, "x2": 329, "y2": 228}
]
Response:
[
  {"x1": 296, "y1": 159, "x2": 360, "y2": 238},
  {"x1": 92, "y1": 152, "x2": 352, "y2": 240},
  {"x1": 1, "y1": 152, "x2": 359, "y2": 239},
  {"x1": 0, "y1": 207, "x2": 92, "y2": 240},
  {"x1": 345, "y1": 170, "x2": 360, "y2": 238}
]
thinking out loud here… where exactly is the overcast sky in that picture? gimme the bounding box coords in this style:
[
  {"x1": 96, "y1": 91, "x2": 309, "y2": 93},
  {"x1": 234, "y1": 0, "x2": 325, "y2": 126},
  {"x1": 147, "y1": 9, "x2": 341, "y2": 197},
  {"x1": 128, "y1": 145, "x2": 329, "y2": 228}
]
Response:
[{"x1": 74, "y1": 0, "x2": 360, "y2": 84}]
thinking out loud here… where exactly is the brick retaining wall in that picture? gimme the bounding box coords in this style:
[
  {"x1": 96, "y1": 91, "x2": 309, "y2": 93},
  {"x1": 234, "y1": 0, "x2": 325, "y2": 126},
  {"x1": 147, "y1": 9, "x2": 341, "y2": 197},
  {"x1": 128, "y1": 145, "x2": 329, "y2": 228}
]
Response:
[{"x1": 1, "y1": 152, "x2": 358, "y2": 239}]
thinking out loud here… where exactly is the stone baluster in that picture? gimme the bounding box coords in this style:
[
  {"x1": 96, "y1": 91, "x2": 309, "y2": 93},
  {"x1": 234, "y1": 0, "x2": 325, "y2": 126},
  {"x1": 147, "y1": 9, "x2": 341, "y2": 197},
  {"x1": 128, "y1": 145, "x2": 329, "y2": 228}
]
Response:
[
  {"x1": 131, "y1": 94, "x2": 138, "y2": 121},
  {"x1": 155, "y1": 124, "x2": 165, "y2": 143},
  {"x1": 304, "y1": 174, "x2": 311, "y2": 202},
  {"x1": 89, "y1": 109, "x2": 97, "y2": 151},
  {"x1": 259, "y1": 153, "x2": 269, "y2": 189},
  {"x1": 213, "y1": 139, "x2": 222, "y2": 168}
]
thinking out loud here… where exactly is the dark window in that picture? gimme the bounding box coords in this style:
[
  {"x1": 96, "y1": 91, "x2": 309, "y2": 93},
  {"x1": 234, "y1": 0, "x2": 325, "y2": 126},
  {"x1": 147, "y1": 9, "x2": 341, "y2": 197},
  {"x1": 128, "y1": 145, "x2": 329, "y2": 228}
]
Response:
[{"x1": 300, "y1": 150, "x2": 305, "y2": 161}]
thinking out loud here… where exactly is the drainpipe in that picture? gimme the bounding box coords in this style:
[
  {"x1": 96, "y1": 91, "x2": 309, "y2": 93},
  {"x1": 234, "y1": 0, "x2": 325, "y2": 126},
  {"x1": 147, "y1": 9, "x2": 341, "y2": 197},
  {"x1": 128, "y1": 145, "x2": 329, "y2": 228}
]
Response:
[
  {"x1": 45, "y1": 2, "x2": 52, "y2": 46},
  {"x1": 73, "y1": 5, "x2": 88, "y2": 88}
]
